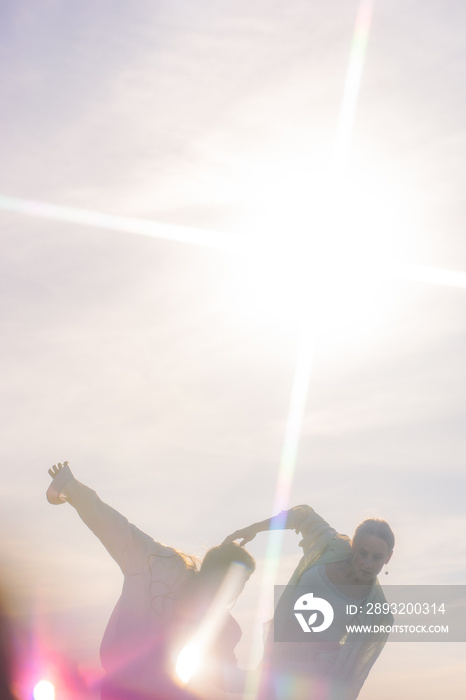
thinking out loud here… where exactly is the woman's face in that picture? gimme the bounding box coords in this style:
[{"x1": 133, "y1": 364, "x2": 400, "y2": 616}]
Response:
[{"x1": 350, "y1": 534, "x2": 392, "y2": 582}]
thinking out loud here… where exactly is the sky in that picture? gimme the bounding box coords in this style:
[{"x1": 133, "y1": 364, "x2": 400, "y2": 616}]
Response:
[{"x1": 1, "y1": 0, "x2": 466, "y2": 698}]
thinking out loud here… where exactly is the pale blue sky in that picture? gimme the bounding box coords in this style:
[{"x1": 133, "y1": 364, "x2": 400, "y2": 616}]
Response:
[{"x1": 1, "y1": 1, "x2": 465, "y2": 698}]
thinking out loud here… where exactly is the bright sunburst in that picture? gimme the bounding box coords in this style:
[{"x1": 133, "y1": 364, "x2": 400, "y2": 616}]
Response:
[{"x1": 226, "y1": 166, "x2": 412, "y2": 335}]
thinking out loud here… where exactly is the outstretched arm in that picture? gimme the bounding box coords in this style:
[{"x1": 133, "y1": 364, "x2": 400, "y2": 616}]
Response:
[{"x1": 222, "y1": 505, "x2": 313, "y2": 546}]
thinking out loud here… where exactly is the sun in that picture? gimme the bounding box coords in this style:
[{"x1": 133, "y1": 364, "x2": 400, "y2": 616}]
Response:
[{"x1": 225, "y1": 161, "x2": 412, "y2": 335}]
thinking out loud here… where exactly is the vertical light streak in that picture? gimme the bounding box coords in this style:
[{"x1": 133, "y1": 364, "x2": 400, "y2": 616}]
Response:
[
  {"x1": 332, "y1": 0, "x2": 374, "y2": 173},
  {"x1": 264, "y1": 0, "x2": 375, "y2": 569},
  {"x1": 248, "y1": 2, "x2": 376, "y2": 693},
  {"x1": 244, "y1": 328, "x2": 316, "y2": 696},
  {"x1": 272, "y1": 326, "x2": 316, "y2": 516},
  {"x1": 174, "y1": 563, "x2": 246, "y2": 687}
]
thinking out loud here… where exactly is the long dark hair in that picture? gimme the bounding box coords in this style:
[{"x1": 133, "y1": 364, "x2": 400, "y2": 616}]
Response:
[
  {"x1": 199, "y1": 541, "x2": 256, "y2": 580},
  {"x1": 164, "y1": 542, "x2": 255, "y2": 665},
  {"x1": 149, "y1": 542, "x2": 255, "y2": 618}
]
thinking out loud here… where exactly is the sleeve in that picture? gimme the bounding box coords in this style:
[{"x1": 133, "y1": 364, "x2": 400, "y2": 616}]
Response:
[
  {"x1": 49, "y1": 468, "x2": 172, "y2": 576},
  {"x1": 296, "y1": 507, "x2": 339, "y2": 559}
]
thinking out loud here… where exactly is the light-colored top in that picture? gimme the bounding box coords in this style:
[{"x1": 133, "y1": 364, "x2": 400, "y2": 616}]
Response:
[
  {"x1": 298, "y1": 565, "x2": 365, "y2": 644},
  {"x1": 48, "y1": 466, "x2": 195, "y2": 696},
  {"x1": 270, "y1": 505, "x2": 393, "y2": 700}
]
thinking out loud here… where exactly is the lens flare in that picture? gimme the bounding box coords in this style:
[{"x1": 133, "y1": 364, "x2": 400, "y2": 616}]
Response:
[
  {"x1": 332, "y1": 0, "x2": 374, "y2": 171},
  {"x1": 392, "y1": 261, "x2": 466, "y2": 289},
  {"x1": 174, "y1": 563, "x2": 247, "y2": 686},
  {"x1": 243, "y1": 0, "x2": 378, "y2": 688},
  {"x1": 33, "y1": 680, "x2": 55, "y2": 700},
  {"x1": 0, "y1": 194, "x2": 241, "y2": 253},
  {"x1": 175, "y1": 641, "x2": 203, "y2": 685}
]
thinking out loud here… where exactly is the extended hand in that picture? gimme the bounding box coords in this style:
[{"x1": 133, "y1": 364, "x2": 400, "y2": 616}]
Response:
[
  {"x1": 46, "y1": 461, "x2": 73, "y2": 504},
  {"x1": 48, "y1": 461, "x2": 69, "y2": 479},
  {"x1": 222, "y1": 506, "x2": 311, "y2": 546},
  {"x1": 222, "y1": 524, "x2": 258, "y2": 547}
]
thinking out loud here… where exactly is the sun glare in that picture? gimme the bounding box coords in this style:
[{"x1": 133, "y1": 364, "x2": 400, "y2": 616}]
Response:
[
  {"x1": 174, "y1": 563, "x2": 248, "y2": 687},
  {"x1": 33, "y1": 680, "x2": 55, "y2": 700},
  {"x1": 175, "y1": 641, "x2": 203, "y2": 685},
  {"x1": 228, "y1": 164, "x2": 411, "y2": 334}
]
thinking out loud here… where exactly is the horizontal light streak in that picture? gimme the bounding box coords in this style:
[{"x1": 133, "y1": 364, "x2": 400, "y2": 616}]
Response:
[
  {"x1": 391, "y1": 261, "x2": 466, "y2": 290},
  {"x1": 1, "y1": 195, "x2": 465, "y2": 293},
  {"x1": 0, "y1": 194, "x2": 241, "y2": 253}
]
